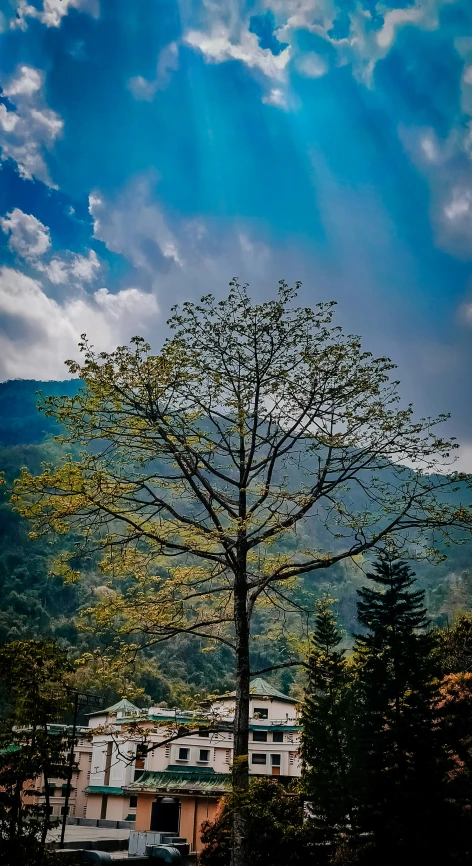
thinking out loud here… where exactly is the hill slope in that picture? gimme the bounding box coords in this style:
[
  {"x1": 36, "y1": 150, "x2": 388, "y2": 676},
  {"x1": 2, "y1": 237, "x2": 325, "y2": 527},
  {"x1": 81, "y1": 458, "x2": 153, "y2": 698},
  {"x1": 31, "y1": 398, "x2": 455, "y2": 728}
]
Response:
[{"x1": 0, "y1": 379, "x2": 471, "y2": 700}]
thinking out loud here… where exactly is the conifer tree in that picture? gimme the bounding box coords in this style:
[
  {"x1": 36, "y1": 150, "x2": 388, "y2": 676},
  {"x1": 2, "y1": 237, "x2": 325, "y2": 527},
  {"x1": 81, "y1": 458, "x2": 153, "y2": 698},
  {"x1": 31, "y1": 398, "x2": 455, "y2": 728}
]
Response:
[
  {"x1": 353, "y1": 554, "x2": 444, "y2": 864},
  {"x1": 300, "y1": 598, "x2": 354, "y2": 847}
]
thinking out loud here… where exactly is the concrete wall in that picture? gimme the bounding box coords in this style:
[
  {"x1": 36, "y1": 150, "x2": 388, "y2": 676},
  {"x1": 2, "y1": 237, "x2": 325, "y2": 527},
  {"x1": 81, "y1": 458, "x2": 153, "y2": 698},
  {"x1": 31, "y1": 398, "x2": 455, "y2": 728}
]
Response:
[
  {"x1": 86, "y1": 793, "x2": 130, "y2": 821},
  {"x1": 135, "y1": 794, "x2": 153, "y2": 832},
  {"x1": 105, "y1": 795, "x2": 128, "y2": 821},
  {"x1": 85, "y1": 794, "x2": 103, "y2": 820}
]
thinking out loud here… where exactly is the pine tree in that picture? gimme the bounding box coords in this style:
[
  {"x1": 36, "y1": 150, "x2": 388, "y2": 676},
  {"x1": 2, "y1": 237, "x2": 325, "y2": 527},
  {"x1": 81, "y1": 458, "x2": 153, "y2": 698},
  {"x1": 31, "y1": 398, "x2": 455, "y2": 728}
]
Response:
[
  {"x1": 354, "y1": 554, "x2": 444, "y2": 864},
  {"x1": 300, "y1": 598, "x2": 354, "y2": 848}
]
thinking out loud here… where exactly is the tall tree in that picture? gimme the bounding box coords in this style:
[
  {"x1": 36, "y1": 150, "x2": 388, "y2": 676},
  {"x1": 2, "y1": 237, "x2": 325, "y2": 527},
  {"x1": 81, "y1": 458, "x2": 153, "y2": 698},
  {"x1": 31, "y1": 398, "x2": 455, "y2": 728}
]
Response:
[
  {"x1": 353, "y1": 555, "x2": 444, "y2": 864},
  {"x1": 12, "y1": 283, "x2": 472, "y2": 866},
  {"x1": 300, "y1": 598, "x2": 354, "y2": 848},
  {"x1": 435, "y1": 613, "x2": 472, "y2": 676},
  {"x1": 0, "y1": 640, "x2": 72, "y2": 866},
  {"x1": 435, "y1": 672, "x2": 472, "y2": 861}
]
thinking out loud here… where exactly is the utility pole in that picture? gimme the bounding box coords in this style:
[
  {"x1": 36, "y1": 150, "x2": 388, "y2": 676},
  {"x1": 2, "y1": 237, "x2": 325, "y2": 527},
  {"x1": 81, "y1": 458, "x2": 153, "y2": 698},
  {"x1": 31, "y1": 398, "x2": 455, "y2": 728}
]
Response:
[{"x1": 60, "y1": 690, "x2": 102, "y2": 847}]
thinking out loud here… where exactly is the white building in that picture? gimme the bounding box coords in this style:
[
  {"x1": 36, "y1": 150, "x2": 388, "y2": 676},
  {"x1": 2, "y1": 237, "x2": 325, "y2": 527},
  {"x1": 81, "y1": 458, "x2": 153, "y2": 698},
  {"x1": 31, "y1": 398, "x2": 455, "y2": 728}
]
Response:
[{"x1": 85, "y1": 678, "x2": 301, "y2": 852}]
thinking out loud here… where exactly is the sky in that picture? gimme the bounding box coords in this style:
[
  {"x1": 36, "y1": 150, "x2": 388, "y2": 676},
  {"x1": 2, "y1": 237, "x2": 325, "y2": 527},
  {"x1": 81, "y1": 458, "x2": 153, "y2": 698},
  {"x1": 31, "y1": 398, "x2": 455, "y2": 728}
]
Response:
[{"x1": 0, "y1": 0, "x2": 471, "y2": 466}]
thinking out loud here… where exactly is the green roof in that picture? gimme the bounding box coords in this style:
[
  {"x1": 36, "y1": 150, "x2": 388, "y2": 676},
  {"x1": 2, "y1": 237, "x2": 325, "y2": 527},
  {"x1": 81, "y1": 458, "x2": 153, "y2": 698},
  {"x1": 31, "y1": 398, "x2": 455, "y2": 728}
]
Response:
[
  {"x1": 89, "y1": 698, "x2": 142, "y2": 717},
  {"x1": 220, "y1": 677, "x2": 295, "y2": 705},
  {"x1": 125, "y1": 767, "x2": 231, "y2": 796},
  {"x1": 85, "y1": 786, "x2": 125, "y2": 796},
  {"x1": 0, "y1": 744, "x2": 21, "y2": 757}
]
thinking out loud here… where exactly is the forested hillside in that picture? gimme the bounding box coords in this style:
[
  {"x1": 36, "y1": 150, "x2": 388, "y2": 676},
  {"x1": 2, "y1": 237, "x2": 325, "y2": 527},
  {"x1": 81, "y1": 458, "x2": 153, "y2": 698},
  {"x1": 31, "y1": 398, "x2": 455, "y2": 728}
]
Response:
[{"x1": 1, "y1": 379, "x2": 472, "y2": 703}]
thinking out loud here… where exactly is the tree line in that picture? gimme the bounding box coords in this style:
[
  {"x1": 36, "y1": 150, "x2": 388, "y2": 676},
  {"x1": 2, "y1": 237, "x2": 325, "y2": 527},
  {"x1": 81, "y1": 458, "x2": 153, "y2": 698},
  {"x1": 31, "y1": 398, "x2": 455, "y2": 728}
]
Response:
[
  {"x1": 3, "y1": 557, "x2": 472, "y2": 865},
  {"x1": 201, "y1": 554, "x2": 472, "y2": 866}
]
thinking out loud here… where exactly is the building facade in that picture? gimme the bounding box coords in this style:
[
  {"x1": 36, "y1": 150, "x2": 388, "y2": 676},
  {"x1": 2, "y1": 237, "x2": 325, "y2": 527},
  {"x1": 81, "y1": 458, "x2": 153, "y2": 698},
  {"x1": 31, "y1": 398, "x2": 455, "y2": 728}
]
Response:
[
  {"x1": 24, "y1": 725, "x2": 93, "y2": 819},
  {"x1": 85, "y1": 679, "x2": 301, "y2": 853}
]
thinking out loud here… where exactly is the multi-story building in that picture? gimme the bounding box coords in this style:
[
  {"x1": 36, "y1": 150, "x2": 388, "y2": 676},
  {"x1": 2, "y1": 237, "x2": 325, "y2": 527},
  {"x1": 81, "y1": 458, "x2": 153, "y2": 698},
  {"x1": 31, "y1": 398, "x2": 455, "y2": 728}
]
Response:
[
  {"x1": 24, "y1": 725, "x2": 93, "y2": 819},
  {"x1": 85, "y1": 678, "x2": 301, "y2": 854}
]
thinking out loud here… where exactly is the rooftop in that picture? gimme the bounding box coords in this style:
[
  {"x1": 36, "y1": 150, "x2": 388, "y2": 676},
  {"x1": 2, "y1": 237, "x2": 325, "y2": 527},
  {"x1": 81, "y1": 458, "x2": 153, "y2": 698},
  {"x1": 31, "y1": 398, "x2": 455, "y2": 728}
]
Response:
[
  {"x1": 217, "y1": 677, "x2": 296, "y2": 705},
  {"x1": 126, "y1": 766, "x2": 231, "y2": 796},
  {"x1": 89, "y1": 698, "x2": 142, "y2": 718}
]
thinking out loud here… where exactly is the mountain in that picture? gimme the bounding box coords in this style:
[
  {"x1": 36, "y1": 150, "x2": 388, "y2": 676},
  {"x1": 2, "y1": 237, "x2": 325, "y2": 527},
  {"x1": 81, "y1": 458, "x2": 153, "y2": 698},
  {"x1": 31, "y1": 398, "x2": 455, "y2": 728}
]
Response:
[
  {"x1": 0, "y1": 379, "x2": 81, "y2": 446},
  {"x1": 0, "y1": 379, "x2": 471, "y2": 703}
]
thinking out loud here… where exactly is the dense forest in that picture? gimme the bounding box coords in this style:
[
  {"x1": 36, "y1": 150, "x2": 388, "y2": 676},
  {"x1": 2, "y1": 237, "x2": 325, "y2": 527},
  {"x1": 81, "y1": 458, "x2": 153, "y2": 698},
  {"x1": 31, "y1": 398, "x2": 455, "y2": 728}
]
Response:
[{"x1": 1, "y1": 379, "x2": 472, "y2": 705}]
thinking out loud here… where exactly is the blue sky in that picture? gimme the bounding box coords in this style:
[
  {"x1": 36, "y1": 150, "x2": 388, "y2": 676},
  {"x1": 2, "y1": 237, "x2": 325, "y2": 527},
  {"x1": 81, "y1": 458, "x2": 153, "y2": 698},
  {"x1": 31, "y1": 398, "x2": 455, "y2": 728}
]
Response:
[{"x1": 0, "y1": 0, "x2": 472, "y2": 465}]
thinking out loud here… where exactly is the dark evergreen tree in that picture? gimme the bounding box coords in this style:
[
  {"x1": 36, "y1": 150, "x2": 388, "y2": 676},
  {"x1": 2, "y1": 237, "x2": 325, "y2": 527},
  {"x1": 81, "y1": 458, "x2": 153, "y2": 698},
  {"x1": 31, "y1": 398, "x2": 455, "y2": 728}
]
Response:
[
  {"x1": 300, "y1": 598, "x2": 354, "y2": 849},
  {"x1": 353, "y1": 554, "x2": 445, "y2": 864}
]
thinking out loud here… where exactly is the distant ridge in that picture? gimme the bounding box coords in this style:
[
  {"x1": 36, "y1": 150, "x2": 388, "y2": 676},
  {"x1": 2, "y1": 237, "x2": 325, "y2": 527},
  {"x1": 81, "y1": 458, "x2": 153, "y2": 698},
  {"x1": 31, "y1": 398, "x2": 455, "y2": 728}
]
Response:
[{"x1": 0, "y1": 379, "x2": 81, "y2": 446}]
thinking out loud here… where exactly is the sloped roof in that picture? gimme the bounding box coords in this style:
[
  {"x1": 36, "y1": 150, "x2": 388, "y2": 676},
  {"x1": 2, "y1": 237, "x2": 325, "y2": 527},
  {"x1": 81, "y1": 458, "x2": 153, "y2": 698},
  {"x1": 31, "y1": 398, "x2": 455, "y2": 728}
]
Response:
[
  {"x1": 85, "y1": 786, "x2": 124, "y2": 796},
  {"x1": 218, "y1": 677, "x2": 294, "y2": 705},
  {"x1": 125, "y1": 766, "x2": 231, "y2": 796},
  {"x1": 89, "y1": 698, "x2": 142, "y2": 717},
  {"x1": 249, "y1": 678, "x2": 294, "y2": 702}
]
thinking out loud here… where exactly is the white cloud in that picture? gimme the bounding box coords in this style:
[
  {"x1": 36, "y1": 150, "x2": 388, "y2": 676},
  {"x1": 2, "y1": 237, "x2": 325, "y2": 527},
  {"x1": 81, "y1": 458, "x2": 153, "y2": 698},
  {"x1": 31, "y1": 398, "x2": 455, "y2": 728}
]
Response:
[
  {"x1": 3, "y1": 65, "x2": 42, "y2": 96},
  {"x1": 93, "y1": 286, "x2": 158, "y2": 319},
  {"x1": 88, "y1": 177, "x2": 183, "y2": 272},
  {"x1": 453, "y1": 443, "x2": 472, "y2": 473},
  {"x1": 40, "y1": 249, "x2": 101, "y2": 284},
  {"x1": 376, "y1": 8, "x2": 422, "y2": 50},
  {"x1": 128, "y1": 42, "x2": 179, "y2": 101},
  {"x1": 0, "y1": 267, "x2": 159, "y2": 380},
  {"x1": 262, "y1": 87, "x2": 287, "y2": 107},
  {"x1": 269, "y1": 0, "x2": 453, "y2": 85},
  {"x1": 185, "y1": 26, "x2": 291, "y2": 81},
  {"x1": 0, "y1": 104, "x2": 19, "y2": 133},
  {"x1": 438, "y1": 185, "x2": 472, "y2": 254},
  {"x1": 127, "y1": 75, "x2": 157, "y2": 102},
  {"x1": 1, "y1": 207, "x2": 102, "y2": 285},
  {"x1": 420, "y1": 135, "x2": 438, "y2": 162},
  {"x1": 295, "y1": 52, "x2": 328, "y2": 78},
  {"x1": 11, "y1": 0, "x2": 99, "y2": 30},
  {"x1": 444, "y1": 189, "x2": 472, "y2": 222},
  {"x1": 0, "y1": 208, "x2": 51, "y2": 259},
  {"x1": 30, "y1": 108, "x2": 63, "y2": 138},
  {"x1": 461, "y1": 301, "x2": 472, "y2": 325},
  {"x1": 0, "y1": 65, "x2": 63, "y2": 185},
  {"x1": 464, "y1": 65, "x2": 472, "y2": 85}
]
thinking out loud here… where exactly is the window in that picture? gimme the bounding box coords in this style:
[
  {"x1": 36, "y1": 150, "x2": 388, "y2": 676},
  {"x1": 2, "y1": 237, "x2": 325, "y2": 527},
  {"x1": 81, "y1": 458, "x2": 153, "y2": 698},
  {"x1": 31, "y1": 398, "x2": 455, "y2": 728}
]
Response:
[
  {"x1": 135, "y1": 744, "x2": 147, "y2": 769},
  {"x1": 272, "y1": 731, "x2": 283, "y2": 742},
  {"x1": 103, "y1": 742, "x2": 113, "y2": 786},
  {"x1": 178, "y1": 747, "x2": 190, "y2": 761},
  {"x1": 129, "y1": 796, "x2": 138, "y2": 808},
  {"x1": 60, "y1": 806, "x2": 70, "y2": 816},
  {"x1": 253, "y1": 707, "x2": 268, "y2": 719},
  {"x1": 252, "y1": 753, "x2": 267, "y2": 765},
  {"x1": 134, "y1": 743, "x2": 147, "y2": 780},
  {"x1": 270, "y1": 754, "x2": 281, "y2": 766},
  {"x1": 199, "y1": 729, "x2": 209, "y2": 737},
  {"x1": 252, "y1": 730, "x2": 267, "y2": 742},
  {"x1": 198, "y1": 749, "x2": 210, "y2": 762},
  {"x1": 46, "y1": 783, "x2": 56, "y2": 796}
]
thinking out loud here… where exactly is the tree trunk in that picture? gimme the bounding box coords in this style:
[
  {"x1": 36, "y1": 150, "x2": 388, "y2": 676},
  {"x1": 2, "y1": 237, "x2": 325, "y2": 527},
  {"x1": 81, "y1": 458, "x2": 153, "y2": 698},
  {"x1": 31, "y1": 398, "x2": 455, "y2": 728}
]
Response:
[{"x1": 231, "y1": 573, "x2": 250, "y2": 866}]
